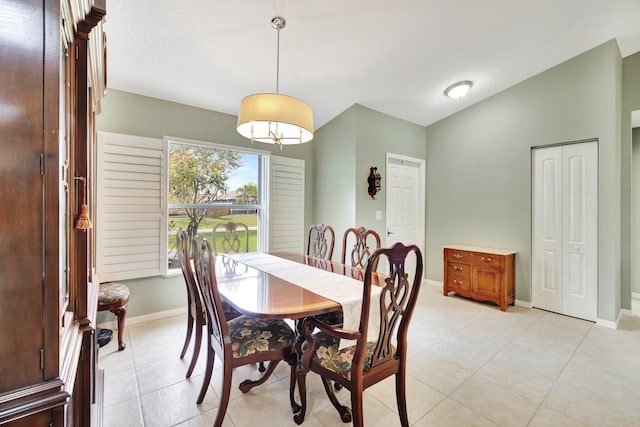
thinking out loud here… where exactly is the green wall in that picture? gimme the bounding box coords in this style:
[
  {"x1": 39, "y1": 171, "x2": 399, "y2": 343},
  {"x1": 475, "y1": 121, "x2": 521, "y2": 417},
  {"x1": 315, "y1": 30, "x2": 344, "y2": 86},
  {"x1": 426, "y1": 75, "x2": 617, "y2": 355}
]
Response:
[
  {"x1": 312, "y1": 104, "x2": 427, "y2": 260},
  {"x1": 424, "y1": 40, "x2": 623, "y2": 321},
  {"x1": 312, "y1": 105, "x2": 357, "y2": 250},
  {"x1": 354, "y1": 106, "x2": 427, "y2": 238}
]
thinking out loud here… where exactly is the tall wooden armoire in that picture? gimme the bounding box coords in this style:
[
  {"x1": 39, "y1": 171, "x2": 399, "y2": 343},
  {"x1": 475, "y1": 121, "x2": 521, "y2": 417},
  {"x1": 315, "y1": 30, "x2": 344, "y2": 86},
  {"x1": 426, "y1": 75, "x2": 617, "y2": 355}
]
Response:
[{"x1": 0, "y1": 0, "x2": 106, "y2": 425}]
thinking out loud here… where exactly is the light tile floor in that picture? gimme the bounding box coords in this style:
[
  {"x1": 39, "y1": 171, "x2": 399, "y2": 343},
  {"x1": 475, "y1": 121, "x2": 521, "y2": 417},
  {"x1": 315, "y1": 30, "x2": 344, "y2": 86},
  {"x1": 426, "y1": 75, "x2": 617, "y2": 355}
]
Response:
[{"x1": 99, "y1": 285, "x2": 640, "y2": 426}]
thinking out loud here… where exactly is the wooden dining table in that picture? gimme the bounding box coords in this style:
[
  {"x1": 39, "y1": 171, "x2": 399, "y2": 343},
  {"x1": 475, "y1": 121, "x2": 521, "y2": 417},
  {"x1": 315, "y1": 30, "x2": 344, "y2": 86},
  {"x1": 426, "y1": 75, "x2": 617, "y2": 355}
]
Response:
[{"x1": 214, "y1": 251, "x2": 384, "y2": 321}]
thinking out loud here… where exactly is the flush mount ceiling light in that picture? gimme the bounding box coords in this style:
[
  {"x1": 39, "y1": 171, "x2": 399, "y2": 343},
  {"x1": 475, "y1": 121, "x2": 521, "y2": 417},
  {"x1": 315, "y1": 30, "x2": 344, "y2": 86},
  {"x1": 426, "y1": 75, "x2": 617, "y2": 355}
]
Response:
[
  {"x1": 444, "y1": 80, "x2": 473, "y2": 99},
  {"x1": 236, "y1": 16, "x2": 314, "y2": 148}
]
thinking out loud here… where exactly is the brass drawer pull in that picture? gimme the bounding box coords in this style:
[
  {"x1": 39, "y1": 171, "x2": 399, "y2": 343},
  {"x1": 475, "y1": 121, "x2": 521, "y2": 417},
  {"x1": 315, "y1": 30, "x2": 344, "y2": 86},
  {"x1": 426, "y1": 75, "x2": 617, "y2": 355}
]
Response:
[
  {"x1": 481, "y1": 257, "x2": 492, "y2": 262},
  {"x1": 453, "y1": 253, "x2": 464, "y2": 259}
]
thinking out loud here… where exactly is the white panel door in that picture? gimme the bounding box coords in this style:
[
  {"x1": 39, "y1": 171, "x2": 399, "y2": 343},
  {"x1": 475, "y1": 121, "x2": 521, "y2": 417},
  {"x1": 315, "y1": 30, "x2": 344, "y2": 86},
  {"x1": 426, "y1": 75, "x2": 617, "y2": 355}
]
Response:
[
  {"x1": 532, "y1": 141, "x2": 597, "y2": 321},
  {"x1": 562, "y1": 142, "x2": 598, "y2": 320},
  {"x1": 532, "y1": 146, "x2": 563, "y2": 314},
  {"x1": 385, "y1": 153, "x2": 425, "y2": 275}
]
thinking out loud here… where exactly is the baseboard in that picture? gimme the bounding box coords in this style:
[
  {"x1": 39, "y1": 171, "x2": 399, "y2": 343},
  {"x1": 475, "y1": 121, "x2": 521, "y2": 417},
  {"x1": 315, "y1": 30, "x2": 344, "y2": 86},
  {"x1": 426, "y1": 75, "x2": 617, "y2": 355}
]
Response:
[
  {"x1": 515, "y1": 299, "x2": 531, "y2": 308},
  {"x1": 98, "y1": 307, "x2": 186, "y2": 329},
  {"x1": 632, "y1": 292, "x2": 640, "y2": 300},
  {"x1": 425, "y1": 279, "x2": 442, "y2": 288},
  {"x1": 620, "y1": 308, "x2": 633, "y2": 317},
  {"x1": 596, "y1": 310, "x2": 623, "y2": 329}
]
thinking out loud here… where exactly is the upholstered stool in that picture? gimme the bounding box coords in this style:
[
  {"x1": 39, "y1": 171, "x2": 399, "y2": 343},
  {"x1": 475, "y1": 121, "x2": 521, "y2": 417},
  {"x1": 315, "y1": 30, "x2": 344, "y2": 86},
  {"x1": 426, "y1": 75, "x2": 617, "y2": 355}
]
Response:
[{"x1": 98, "y1": 282, "x2": 129, "y2": 351}]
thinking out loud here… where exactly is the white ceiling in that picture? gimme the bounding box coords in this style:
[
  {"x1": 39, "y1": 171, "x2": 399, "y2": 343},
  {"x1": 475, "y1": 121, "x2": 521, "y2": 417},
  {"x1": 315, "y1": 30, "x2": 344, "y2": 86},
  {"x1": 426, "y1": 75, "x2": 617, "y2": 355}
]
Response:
[{"x1": 105, "y1": 0, "x2": 640, "y2": 130}]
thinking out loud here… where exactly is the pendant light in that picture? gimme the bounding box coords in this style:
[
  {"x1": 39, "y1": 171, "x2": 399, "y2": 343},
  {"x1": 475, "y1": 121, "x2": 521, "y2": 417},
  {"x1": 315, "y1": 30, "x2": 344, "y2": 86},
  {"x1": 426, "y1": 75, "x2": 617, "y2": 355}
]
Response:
[{"x1": 236, "y1": 16, "x2": 314, "y2": 148}]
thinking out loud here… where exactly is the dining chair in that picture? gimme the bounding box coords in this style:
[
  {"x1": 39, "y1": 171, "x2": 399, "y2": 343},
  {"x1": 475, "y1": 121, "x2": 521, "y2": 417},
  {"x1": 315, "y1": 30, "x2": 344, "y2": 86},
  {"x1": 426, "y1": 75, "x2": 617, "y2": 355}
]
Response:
[
  {"x1": 341, "y1": 226, "x2": 382, "y2": 272},
  {"x1": 317, "y1": 226, "x2": 382, "y2": 330},
  {"x1": 213, "y1": 221, "x2": 250, "y2": 255},
  {"x1": 211, "y1": 221, "x2": 267, "y2": 370},
  {"x1": 306, "y1": 223, "x2": 335, "y2": 260},
  {"x1": 293, "y1": 242, "x2": 423, "y2": 427},
  {"x1": 176, "y1": 230, "x2": 242, "y2": 379},
  {"x1": 192, "y1": 234, "x2": 297, "y2": 425}
]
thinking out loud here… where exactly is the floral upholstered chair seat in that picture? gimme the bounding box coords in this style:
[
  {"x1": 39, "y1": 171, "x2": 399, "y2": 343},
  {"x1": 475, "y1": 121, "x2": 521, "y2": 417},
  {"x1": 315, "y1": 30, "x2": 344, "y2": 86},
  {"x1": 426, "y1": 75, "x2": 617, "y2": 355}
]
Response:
[
  {"x1": 221, "y1": 299, "x2": 243, "y2": 320},
  {"x1": 311, "y1": 332, "x2": 391, "y2": 380},
  {"x1": 227, "y1": 316, "x2": 295, "y2": 358},
  {"x1": 98, "y1": 282, "x2": 129, "y2": 305},
  {"x1": 313, "y1": 310, "x2": 343, "y2": 327}
]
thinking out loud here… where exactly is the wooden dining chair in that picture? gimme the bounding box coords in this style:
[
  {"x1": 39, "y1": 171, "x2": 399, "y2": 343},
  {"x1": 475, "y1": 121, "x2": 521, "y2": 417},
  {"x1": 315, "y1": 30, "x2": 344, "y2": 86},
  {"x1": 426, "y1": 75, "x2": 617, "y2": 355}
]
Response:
[
  {"x1": 341, "y1": 226, "x2": 382, "y2": 271},
  {"x1": 293, "y1": 242, "x2": 423, "y2": 427},
  {"x1": 316, "y1": 226, "x2": 383, "y2": 331},
  {"x1": 176, "y1": 230, "x2": 242, "y2": 379},
  {"x1": 192, "y1": 234, "x2": 297, "y2": 425},
  {"x1": 210, "y1": 221, "x2": 267, "y2": 371},
  {"x1": 213, "y1": 221, "x2": 250, "y2": 255},
  {"x1": 307, "y1": 223, "x2": 335, "y2": 260}
]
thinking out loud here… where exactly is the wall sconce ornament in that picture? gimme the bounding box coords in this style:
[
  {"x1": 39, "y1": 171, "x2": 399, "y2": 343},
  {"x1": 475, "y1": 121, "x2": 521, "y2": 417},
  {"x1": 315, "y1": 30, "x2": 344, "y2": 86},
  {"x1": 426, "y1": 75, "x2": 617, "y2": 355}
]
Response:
[
  {"x1": 74, "y1": 176, "x2": 93, "y2": 231},
  {"x1": 367, "y1": 167, "x2": 382, "y2": 199}
]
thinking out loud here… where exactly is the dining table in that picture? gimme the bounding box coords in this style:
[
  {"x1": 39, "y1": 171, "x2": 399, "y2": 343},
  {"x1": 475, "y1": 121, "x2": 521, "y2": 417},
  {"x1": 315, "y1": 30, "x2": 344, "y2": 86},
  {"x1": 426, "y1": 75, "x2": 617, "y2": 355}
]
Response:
[{"x1": 214, "y1": 251, "x2": 384, "y2": 349}]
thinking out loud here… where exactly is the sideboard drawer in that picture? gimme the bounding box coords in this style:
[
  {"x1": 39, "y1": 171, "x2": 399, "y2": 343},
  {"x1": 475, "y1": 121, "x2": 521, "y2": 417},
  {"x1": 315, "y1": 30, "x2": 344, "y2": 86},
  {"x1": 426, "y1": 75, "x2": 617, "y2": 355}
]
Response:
[
  {"x1": 447, "y1": 250, "x2": 501, "y2": 268},
  {"x1": 447, "y1": 262, "x2": 471, "y2": 277},
  {"x1": 447, "y1": 275, "x2": 471, "y2": 292}
]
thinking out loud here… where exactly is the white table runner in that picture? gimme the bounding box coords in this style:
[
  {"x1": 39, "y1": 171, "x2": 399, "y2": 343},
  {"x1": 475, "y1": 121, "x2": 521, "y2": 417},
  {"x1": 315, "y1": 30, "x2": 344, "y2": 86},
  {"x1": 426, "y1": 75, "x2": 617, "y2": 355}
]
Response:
[{"x1": 224, "y1": 252, "x2": 381, "y2": 349}]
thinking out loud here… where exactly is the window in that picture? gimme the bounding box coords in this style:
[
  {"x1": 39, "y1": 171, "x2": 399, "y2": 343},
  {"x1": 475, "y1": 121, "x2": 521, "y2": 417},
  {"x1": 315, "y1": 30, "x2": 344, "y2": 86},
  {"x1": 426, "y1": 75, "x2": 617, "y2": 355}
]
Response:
[
  {"x1": 166, "y1": 139, "x2": 265, "y2": 272},
  {"x1": 97, "y1": 131, "x2": 305, "y2": 281}
]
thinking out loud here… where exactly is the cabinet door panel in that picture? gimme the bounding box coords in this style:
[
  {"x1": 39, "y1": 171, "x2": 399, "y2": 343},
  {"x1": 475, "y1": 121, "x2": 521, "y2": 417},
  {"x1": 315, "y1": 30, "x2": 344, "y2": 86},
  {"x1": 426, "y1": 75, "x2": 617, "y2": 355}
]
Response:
[
  {"x1": 0, "y1": 0, "x2": 46, "y2": 393},
  {"x1": 472, "y1": 266, "x2": 501, "y2": 298}
]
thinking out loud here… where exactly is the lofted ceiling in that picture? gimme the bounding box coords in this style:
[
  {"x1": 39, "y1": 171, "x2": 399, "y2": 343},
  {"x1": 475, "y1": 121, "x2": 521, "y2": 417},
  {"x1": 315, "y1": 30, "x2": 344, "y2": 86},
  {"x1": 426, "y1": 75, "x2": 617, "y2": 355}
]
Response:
[{"x1": 105, "y1": 0, "x2": 640, "y2": 130}]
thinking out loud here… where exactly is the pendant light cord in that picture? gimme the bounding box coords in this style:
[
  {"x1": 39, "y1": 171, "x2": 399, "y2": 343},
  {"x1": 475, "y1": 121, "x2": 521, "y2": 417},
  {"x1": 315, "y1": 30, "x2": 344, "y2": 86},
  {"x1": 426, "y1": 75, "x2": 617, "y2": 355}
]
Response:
[{"x1": 275, "y1": 25, "x2": 280, "y2": 94}]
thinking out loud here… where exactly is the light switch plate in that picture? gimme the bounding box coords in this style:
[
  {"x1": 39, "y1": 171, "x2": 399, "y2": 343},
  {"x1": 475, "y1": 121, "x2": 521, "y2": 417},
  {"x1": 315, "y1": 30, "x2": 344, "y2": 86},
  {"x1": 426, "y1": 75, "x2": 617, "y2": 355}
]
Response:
[{"x1": 375, "y1": 210, "x2": 382, "y2": 220}]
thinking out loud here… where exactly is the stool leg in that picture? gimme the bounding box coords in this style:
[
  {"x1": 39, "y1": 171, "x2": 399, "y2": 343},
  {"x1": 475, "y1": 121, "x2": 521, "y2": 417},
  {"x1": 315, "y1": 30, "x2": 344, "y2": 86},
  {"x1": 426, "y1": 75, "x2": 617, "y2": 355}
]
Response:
[{"x1": 115, "y1": 306, "x2": 127, "y2": 351}]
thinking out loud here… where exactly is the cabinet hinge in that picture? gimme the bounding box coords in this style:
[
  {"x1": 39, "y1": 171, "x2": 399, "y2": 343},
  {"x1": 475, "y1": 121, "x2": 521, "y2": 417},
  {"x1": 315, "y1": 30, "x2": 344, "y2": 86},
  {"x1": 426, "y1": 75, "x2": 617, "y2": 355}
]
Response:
[
  {"x1": 40, "y1": 348, "x2": 44, "y2": 371},
  {"x1": 40, "y1": 154, "x2": 44, "y2": 176}
]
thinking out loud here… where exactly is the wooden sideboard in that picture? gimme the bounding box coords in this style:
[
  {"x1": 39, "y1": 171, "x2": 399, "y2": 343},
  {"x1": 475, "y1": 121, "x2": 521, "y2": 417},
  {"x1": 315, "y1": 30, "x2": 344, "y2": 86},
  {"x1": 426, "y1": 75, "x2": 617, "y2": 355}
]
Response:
[{"x1": 443, "y1": 245, "x2": 516, "y2": 311}]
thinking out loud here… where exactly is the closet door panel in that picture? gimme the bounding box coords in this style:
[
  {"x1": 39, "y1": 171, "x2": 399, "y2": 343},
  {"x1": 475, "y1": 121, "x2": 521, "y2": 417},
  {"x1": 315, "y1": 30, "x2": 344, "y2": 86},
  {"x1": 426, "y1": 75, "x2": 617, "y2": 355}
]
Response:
[
  {"x1": 562, "y1": 142, "x2": 597, "y2": 320},
  {"x1": 532, "y1": 146, "x2": 563, "y2": 314}
]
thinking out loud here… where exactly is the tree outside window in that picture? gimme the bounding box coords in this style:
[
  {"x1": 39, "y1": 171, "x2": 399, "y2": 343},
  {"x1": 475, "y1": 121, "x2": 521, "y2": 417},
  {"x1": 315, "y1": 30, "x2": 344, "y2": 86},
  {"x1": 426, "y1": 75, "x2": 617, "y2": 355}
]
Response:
[{"x1": 167, "y1": 142, "x2": 261, "y2": 270}]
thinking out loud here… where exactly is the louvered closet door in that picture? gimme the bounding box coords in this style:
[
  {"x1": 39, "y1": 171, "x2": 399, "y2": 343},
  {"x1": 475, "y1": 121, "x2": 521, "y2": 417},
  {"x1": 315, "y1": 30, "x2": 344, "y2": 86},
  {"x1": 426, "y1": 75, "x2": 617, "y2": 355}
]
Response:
[{"x1": 532, "y1": 141, "x2": 598, "y2": 321}]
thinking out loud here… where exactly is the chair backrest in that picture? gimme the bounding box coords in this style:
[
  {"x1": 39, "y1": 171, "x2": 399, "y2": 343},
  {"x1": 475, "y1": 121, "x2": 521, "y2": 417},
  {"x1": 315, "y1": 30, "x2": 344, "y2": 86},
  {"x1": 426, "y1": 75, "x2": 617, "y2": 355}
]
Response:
[
  {"x1": 356, "y1": 242, "x2": 423, "y2": 370},
  {"x1": 192, "y1": 234, "x2": 230, "y2": 352},
  {"x1": 213, "y1": 221, "x2": 250, "y2": 255},
  {"x1": 176, "y1": 230, "x2": 204, "y2": 316},
  {"x1": 341, "y1": 226, "x2": 382, "y2": 268},
  {"x1": 306, "y1": 224, "x2": 335, "y2": 260}
]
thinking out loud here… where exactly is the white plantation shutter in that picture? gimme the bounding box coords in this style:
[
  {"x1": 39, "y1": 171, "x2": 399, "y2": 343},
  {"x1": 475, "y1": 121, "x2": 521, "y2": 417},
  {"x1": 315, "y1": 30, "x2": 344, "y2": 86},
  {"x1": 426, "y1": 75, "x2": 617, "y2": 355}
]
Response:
[
  {"x1": 268, "y1": 155, "x2": 305, "y2": 252},
  {"x1": 97, "y1": 131, "x2": 165, "y2": 281}
]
